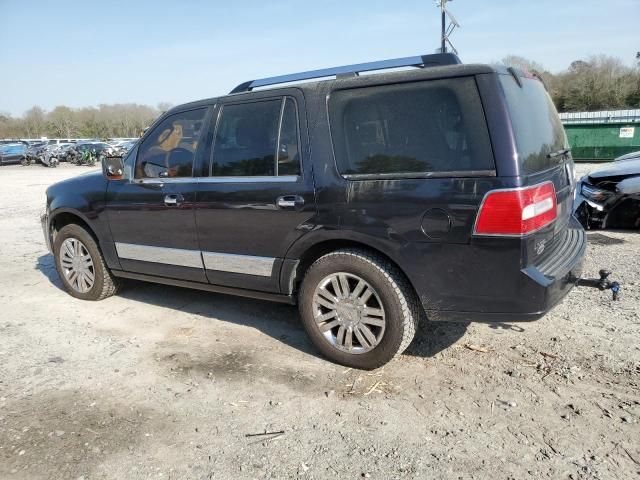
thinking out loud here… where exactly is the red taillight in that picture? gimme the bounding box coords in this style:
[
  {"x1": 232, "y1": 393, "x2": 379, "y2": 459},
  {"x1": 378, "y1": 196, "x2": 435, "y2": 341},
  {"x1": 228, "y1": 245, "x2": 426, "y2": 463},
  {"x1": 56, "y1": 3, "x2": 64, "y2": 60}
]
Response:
[{"x1": 474, "y1": 182, "x2": 557, "y2": 236}]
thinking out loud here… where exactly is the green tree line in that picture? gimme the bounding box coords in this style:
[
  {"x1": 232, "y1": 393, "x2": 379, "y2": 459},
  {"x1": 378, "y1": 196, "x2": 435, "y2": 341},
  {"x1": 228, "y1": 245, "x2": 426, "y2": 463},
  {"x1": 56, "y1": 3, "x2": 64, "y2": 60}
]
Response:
[
  {"x1": 2, "y1": 54, "x2": 639, "y2": 140},
  {"x1": 501, "y1": 54, "x2": 640, "y2": 111},
  {"x1": 0, "y1": 102, "x2": 172, "y2": 139}
]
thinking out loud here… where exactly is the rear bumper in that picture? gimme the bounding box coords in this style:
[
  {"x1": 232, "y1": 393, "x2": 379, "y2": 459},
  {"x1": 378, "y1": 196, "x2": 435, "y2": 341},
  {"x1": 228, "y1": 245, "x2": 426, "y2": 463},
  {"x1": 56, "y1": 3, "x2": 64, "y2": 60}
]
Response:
[{"x1": 419, "y1": 218, "x2": 587, "y2": 323}]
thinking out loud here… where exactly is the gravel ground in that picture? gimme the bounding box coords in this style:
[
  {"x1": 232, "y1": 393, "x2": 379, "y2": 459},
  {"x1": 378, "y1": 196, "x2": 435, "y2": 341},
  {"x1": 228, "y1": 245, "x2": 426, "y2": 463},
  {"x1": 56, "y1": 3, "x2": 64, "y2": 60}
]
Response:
[{"x1": 0, "y1": 163, "x2": 638, "y2": 480}]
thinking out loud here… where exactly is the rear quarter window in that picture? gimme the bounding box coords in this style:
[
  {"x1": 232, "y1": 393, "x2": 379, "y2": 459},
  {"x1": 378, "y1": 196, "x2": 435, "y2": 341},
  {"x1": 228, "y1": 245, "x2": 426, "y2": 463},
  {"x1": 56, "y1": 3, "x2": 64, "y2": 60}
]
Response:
[{"x1": 328, "y1": 77, "x2": 494, "y2": 178}]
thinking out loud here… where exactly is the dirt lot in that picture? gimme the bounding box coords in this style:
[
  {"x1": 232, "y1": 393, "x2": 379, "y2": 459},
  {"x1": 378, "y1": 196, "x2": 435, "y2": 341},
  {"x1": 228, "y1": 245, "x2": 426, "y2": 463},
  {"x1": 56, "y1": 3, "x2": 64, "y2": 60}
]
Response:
[{"x1": 0, "y1": 163, "x2": 638, "y2": 480}]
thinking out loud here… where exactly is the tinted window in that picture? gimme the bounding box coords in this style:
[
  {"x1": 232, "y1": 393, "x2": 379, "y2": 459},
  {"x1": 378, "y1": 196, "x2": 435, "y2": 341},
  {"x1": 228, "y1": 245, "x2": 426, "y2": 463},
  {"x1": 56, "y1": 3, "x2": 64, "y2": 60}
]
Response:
[
  {"x1": 212, "y1": 100, "x2": 280, "y2": 176},
  {"x1": 211, "y1": 98, "x2": 301, "y2": 177},
  {"x1": 328, "y1": 78, "x2": 494, "y2": 177},
  {"x1": 499, "y1": 75, "x2": 567, "y2": 174},
  {"x1": 277, "y1": 98, "x2": 301, "y2": 176},
  {"x1": 136, "y1": 108, "x2": 206, "y2": 179}
]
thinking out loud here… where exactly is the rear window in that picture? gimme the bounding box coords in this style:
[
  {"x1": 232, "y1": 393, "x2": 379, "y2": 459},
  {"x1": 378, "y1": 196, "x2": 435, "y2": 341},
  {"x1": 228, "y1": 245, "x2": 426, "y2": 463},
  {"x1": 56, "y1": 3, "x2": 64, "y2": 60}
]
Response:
[
  {"x1": 328, "y1": 77, "x2": 494, "y2": 178},
  {"x1": 499, "y1": 75, "x2": 567, "y2": 174}
]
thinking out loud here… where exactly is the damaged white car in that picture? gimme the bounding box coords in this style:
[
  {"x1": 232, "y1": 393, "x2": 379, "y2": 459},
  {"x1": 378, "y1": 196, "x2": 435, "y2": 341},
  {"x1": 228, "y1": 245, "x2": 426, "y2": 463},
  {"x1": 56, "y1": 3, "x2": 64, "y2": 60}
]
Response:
[{"x1": 574, "y1": 152, "x2": 640, "y2": 229}]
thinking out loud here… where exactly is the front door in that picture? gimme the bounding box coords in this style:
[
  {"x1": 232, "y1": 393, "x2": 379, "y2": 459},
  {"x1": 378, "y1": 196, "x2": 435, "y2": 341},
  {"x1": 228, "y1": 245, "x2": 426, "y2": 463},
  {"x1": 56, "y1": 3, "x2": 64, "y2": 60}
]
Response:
[
  {"x1": 106, "y1": 107, "x2": 210, "y2": 282},
  {"x1": 195, "y1": 92, "x2": 316, "y2": 292}
]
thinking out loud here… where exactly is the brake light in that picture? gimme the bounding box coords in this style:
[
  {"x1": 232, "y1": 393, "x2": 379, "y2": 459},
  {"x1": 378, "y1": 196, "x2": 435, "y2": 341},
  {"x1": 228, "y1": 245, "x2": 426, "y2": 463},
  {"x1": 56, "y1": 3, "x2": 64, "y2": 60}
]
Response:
[{"x1": 474, "y1": 182, "x2": 557, "y2": 236}]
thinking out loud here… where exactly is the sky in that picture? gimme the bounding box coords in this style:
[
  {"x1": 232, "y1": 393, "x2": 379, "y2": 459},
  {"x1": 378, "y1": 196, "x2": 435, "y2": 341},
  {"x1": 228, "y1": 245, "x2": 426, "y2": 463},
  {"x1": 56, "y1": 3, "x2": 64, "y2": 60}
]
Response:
[{"x1": 1, "y1": 0, "x2": 638, "y2": 116}]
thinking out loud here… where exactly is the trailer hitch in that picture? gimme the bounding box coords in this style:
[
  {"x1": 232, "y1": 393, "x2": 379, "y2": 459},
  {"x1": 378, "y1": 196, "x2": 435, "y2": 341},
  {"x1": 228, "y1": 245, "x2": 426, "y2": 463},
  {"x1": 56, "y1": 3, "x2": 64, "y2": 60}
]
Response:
[{"x1": 573, "y1": 269, "x2": 621, "y2": 301}]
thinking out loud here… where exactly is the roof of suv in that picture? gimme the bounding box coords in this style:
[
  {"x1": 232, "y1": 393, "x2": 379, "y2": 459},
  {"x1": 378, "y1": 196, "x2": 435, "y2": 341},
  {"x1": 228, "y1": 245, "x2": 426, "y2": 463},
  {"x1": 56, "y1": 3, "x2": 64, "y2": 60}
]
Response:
[{"x1": 169, "y1": 53, "x2": 504, "y2": 114}]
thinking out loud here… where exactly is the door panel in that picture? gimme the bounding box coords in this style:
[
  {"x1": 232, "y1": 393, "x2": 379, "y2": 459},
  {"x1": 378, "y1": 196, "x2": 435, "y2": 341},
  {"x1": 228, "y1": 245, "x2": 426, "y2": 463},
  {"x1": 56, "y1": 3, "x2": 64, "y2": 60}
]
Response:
[
  {"x1": 195, "y1": 179, "x2": 315, "y2": 292},
  {"x1": 195, "y1": 91, "x2": 316, "y2": 292},
  {"x1": 105, "y1": 106, "x2": 211, "y2": 282},
  {"x1": 106, "y1": 180, "x2": 206, "y2": 282}
]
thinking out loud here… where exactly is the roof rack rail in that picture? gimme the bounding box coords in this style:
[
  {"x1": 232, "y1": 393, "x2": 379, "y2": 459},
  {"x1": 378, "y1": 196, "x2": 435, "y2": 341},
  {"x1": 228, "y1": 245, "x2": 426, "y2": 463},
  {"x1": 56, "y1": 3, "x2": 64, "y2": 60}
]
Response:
[{"x1": 229, "y1": 53, "x2": 461, "y2": 94}]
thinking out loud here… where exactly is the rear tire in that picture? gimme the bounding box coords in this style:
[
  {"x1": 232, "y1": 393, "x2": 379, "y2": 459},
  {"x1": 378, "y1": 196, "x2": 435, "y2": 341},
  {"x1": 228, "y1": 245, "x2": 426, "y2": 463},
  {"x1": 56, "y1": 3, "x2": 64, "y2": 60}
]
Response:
[
  {"x1": 53, "y1": 224, "x2": 120, "y2": 301},
  {"x1": 298, "y1": 248, "x2": 420, "y2": 369}
]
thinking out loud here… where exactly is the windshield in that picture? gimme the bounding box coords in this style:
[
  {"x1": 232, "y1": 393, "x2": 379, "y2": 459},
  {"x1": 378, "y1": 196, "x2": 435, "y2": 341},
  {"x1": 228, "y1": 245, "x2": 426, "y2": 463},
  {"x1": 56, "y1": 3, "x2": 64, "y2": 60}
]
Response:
[{"x1": 499, "y1": 75, "x2": 568, "y2": 174}]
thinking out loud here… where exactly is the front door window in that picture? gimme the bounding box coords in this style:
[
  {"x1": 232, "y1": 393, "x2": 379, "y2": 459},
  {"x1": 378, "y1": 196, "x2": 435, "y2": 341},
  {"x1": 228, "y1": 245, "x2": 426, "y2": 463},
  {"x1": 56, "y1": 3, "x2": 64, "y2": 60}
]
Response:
[{"x1": 136, "y1": 108, "x2": 207, "y2": 179}]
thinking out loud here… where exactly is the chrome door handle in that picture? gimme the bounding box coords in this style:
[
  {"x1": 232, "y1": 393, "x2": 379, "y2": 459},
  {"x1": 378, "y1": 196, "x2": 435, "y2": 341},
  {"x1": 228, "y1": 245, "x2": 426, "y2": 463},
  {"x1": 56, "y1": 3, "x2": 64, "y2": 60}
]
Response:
[
  {"x1": 164, "y1": 194, "x2": 184, "y2": 206},
  {"x1": 276, "y1": 195, "x2": 304, "y2": 209}
]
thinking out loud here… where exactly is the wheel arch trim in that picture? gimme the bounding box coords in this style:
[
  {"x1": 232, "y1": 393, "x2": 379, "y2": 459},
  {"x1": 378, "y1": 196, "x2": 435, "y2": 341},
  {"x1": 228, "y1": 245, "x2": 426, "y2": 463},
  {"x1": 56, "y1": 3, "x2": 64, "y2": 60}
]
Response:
[{"x1": 280, "y1": 230, "x2": 417, "y2": 297}]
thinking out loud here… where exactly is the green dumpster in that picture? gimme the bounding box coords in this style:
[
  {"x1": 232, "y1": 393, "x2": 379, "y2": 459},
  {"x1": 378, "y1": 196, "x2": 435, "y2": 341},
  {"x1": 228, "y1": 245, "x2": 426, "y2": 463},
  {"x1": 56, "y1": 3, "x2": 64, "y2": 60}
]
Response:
[{"x1": 559, "y1": 110, "x2": 640, "y2": 162}]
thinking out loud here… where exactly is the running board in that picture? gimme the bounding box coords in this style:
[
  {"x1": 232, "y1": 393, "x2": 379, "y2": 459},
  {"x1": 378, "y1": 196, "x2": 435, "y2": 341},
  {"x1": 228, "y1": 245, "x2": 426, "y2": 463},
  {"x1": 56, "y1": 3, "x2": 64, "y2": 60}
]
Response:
[{"x1": 111, "y1": 270, "x2": 296, "y2": 305}]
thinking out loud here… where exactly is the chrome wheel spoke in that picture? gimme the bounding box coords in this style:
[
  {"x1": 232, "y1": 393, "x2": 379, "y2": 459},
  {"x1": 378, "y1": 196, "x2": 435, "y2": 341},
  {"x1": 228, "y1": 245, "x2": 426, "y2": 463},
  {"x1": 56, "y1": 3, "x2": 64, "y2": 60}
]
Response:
[
  {"x1": 67, "y1": 270, "x2": 78, "y2": 284},
  {"x1": 358, "y1": 324, "x2": 377, "y2": 346},
  {"x1": 344, "y1": 327, "x2": 353, "y2": 351},
  {"x1": 338, "y1": 274, "x2": 350, "y2": 298},
  {"x1": 84, "y1": 268, "x2": 95, "y2": 282},
  {"x1": 358, "y1": 286, "x2": 373, "y2": 305},
  {"x1": 330, "y1": 277, "x2": 344, "y2": 299},
  {"x1": 319, "y1": 319, "x2": 341, "y2": 333},
  {"x1": 315, "y1": 310, "x2": 337, "y2": 324},
  {"x1": 350, "y1": 279, "x2": 366, "y2": 299},
  {"x1": 314, "y1": 293, "x2": 336, "y2": 311},
  {"x1": 361, "y1": 316, "x2": 385, "y2": 327},
  {"x1": 363, "y1": 307, "x2": 383, "y2": 317},
  {"x1": 354, "y1": 326, "x2": 371, "y2": 349}
]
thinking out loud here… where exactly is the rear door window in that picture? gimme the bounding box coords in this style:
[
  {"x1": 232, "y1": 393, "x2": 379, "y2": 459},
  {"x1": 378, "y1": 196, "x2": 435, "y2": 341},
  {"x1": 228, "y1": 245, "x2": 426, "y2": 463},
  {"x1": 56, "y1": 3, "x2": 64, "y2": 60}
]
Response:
[
  {"x1": 328, "y1": 77, "x2": 494, "y2": 177},
  {"x1": 210, "y1": 97, "x2": 301, "y2": 177}
]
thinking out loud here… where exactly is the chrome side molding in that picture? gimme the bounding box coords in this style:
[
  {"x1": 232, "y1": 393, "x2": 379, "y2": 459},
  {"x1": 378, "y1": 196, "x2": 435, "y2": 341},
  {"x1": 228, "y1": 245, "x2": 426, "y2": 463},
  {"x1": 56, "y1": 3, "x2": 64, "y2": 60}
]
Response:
[
  {"x1": 202, "y1": 251, "x2": 275, "y2": 277},
  {"x1": 115, "y1": 242, "x2": 276, "y2": 277},
  {"x1": 115, "y1": 243, "x2": 204, "y2": 269}
]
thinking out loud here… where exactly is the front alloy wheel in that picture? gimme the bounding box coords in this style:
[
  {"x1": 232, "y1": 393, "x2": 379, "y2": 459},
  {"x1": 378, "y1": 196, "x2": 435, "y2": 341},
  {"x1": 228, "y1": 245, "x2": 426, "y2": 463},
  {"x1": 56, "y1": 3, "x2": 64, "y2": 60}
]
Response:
[
  {"x1": 59, "y1": 238, "x2": 95, "y2": 293},
  {"x1": 53, "y1": 224, "x2": 120, "y2": 301}
]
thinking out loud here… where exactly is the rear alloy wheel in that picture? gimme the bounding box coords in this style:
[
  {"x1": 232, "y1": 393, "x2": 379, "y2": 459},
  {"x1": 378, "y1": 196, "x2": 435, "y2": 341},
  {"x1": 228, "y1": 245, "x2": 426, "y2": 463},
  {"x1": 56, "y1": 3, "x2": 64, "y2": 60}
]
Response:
[
  {"x1": 299, "y1": 248, "x2": 420, "y2": 369},
  {"x1": 53, "y1": 224, "x2": 120, "y2": 301},
  {"x1": 312, "y1": 272, "x2": 386, "y2": 354}
]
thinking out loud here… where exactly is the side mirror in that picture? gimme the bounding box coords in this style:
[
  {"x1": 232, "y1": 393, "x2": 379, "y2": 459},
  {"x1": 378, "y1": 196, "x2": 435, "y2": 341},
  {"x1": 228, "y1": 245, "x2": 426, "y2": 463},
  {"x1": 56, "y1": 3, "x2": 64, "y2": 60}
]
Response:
[{"x1": 102, "y1": 156, "x2": 124, "y2": 180}]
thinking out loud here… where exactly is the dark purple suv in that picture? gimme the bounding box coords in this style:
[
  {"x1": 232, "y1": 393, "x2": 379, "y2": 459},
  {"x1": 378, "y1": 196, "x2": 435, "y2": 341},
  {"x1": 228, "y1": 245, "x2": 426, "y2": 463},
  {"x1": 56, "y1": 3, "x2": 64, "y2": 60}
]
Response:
[{"x1": 42, "y1": 53, "x2": 590, "y2": 369}]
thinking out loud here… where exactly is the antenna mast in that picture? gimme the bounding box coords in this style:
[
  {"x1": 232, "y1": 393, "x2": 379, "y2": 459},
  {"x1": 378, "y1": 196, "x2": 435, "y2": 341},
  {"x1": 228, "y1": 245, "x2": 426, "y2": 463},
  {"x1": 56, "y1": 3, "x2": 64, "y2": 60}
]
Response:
[{"x1": 436, "y1": 0, "x2": 460, "y2": 54}]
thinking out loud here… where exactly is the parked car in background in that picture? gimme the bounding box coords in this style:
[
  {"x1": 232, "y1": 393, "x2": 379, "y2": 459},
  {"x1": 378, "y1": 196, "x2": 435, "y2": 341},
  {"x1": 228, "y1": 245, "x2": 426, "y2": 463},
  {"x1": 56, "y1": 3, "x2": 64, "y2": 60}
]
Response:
[
  {"x1": 613, "y1": 150, "x2": 640, "y2": 163},
  {"x1": 574, "y1": 153, "x2": 640, "y2": 229},
  {"x1": 57, "y1": 143, "x2": 79, "y2": 162},
  {"x1": 25, "y1": 143, "x2": 47, "y2": 163},
  {"x1": 0, "y1": 143, "x2": 27, "y2": 165},
  {"x1": 40, "y1": 144, "x2": 62, "y2": 167},
  {"x1": 47, "y1": 143, "x2": 74, "y2": 162},
  {"x1": 75, "y1": 141, "x2": 112, "y2": 156}
]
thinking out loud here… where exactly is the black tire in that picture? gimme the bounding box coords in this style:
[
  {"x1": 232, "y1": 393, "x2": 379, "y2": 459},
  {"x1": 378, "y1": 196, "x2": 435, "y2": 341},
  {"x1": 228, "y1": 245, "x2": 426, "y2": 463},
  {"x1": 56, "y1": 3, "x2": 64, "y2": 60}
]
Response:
[
  {"x1": 298, "y1": 248, "x2": 420, "y2": 370},
  {"x1": 53, "y1": 224, "x2": 121, "y2": 301}
]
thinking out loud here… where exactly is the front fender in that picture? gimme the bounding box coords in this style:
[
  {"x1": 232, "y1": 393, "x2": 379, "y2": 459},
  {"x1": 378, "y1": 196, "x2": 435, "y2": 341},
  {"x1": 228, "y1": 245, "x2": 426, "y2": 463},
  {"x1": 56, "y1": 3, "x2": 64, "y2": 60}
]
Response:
[{"x1": 45, "y1": 172, "x2": 120, "y2": 269}]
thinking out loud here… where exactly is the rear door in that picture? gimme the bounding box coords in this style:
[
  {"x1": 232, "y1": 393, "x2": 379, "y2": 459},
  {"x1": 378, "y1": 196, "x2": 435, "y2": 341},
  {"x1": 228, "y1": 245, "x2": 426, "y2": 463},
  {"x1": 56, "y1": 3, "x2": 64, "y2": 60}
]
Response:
[
  {"x1": 194, "y1": 91, "x2": 316, "y2": 293},
  {"x1": 106, "y1": 107, "x2": 210, "y2": 282},
  {"x1": 497, "y1": 73, "x2": 577, "y2": 263}
]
